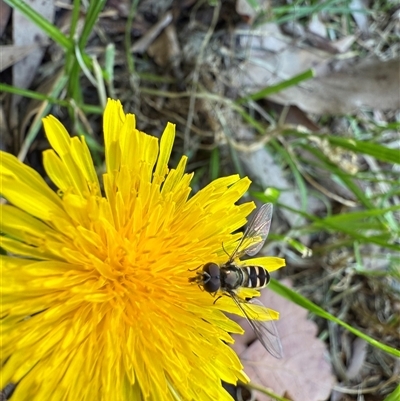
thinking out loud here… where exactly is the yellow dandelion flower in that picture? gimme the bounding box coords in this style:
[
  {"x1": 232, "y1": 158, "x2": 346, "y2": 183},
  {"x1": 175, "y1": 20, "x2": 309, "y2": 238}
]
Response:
[{"x1": 0, "y1": 99, "x2": 285, "y2": 401}]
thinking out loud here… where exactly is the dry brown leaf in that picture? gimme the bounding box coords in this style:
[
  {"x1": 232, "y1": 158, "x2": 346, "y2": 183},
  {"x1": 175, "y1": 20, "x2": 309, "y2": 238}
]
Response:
[
  {"x1": 269, "y1": 57, "x2": 400, "y2": 114},
  {"x1": 0, "y1": 44, "x2": 42, "y2": 72},
  {"x1": 349, "y1": 0, "x2": 369, "y2": 35},
  {"x1": 265, "y1": 103, "x2": 321, "y2": 132},
  {"x1": 232, "y1": 24, "x2": 400, "y2": 114},
  {"x1": 308, "y1": 14, "x2": 327, "y2": 38},
  {"x1": 0, "y1": 0, "x2": 11, "y2": 36},
  {"x1": 330, "y1": 35, "x2": 357, "y2": 53},
  {"x1": 232, "y1": 280, "x2": 335, "y2": 401},
  {"x1": 12, "y1": 0, "x2": 54, "y2": 95},
  {"x1": 148, "y1": 23, "x2": 181, "y2": 67},
  {"x1": 131, "y1": 11, "x2": 173, "y2": 54}
]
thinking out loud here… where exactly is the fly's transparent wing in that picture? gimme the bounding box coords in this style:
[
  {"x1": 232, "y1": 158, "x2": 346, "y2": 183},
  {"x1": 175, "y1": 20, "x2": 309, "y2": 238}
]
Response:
[
  {"x1": 230, "y1": 203, "x2": 273, "y2": 260},
  {"x1": 230, "y1": 293, "x2": 283, "y2": 359},
  {"x1": 243, "y1": 203, "x2": 273, "y2": 256}
]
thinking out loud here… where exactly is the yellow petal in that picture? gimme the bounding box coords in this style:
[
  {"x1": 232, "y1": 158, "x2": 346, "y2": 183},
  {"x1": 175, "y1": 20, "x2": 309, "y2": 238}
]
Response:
[
  {"x1": 154, "y1": 122, "x2": 175, "y2": 180},
  {"x1": 0, "y1": 151, "x2": 65, "y2": 221},
  {"x1": 103, "y1": 98, "x2": 124, "y2": 174},
  {"x1": 43, "y1": 116, "x2": 99, "y2": 197},
  {"x1": 243, "y1": 256, "x2": 286, "y2": 271}
]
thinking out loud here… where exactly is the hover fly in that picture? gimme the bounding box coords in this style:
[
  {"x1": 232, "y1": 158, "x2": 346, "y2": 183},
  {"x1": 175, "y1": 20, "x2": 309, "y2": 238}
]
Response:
[{"x1": 189, "y1": 203, "x2": 283, "y2": 359}]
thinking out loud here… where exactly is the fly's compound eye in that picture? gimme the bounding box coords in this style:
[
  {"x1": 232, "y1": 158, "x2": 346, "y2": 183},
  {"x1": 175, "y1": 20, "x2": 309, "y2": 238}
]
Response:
[{"x1": 202, "y1": 263, "x2": 221, "y2": 293}]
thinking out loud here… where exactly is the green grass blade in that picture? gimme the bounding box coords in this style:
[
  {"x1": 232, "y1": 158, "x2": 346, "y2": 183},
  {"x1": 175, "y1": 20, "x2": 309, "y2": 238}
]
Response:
[
  {"x1": 269, "y1": 279, "x2": 400, "y2": 358},
  {"x1": 253, "y1": 192, "x2": 399, "y2": 252},
  {"x1": 0, "y1": 83, "x2": 102, "y2": 115},
  {"x1": 245, "y1": 381, "x2": 291, "y2": 401},
  {"x1": 270, "y1": 0, "x2": 370, "y2": 25},
  {"x1": 311, "y1": 220, "x2": 399, "y2": 251},
  {"x1": 69, "y1": 0, "x2": 81, "y2": 40},
  {"x1": 234, "y1": 107, "x2": 265, "y2": 133},
  {"x1": 209, "y1": 147, "x2": 220, "y2": 181},
  {"x1": 270, "y1": 139, "x2": 309, "y2": 212},
  {"x1": 325, "y1": 136, "x2": 400, "y2": 165},
  {"x1": 79, "y1": 0, "x2": 107, "y2": 49},
  {"x1": 0, "y1": 83, "x2": 68, "y2": 105},
  {"x1": 383, "y1": 384, "x2": 400, "y2": 401},
  {"x1": 321, "y1": 205, "x2": 400, "y2": 222},
  {"x1": 289, "y1": 131, "x2": 399, "y2": 165},
  {"x1": 310, "y1": 206, "x2": 400, "y2": 251}
]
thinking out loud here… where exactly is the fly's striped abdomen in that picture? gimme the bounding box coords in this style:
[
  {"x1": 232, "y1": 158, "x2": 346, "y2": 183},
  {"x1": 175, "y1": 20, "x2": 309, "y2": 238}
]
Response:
[{"x1": 243, "y1": 266, "x2": 270, "y2": 288}]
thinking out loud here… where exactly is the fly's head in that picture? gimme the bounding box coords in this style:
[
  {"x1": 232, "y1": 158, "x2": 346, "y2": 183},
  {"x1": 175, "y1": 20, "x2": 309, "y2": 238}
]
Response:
[{"x1": 189, "y1": 262, "x2": 221, "y2": 293}]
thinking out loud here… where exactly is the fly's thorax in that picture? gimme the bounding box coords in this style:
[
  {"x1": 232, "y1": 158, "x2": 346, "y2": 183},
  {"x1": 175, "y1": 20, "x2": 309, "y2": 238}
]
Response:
[
  {"x1": 241, "y1": 265, "x2": 270, "y2": 289},
  {"x1": 219, "y1": 263, "x2": 244, "y2": 291}
]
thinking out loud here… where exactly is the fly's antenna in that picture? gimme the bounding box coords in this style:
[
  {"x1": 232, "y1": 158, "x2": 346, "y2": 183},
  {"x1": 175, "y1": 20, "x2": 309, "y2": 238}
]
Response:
[{"x1": 188, "y1": 264, "x2": 202, "y2": 272}]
